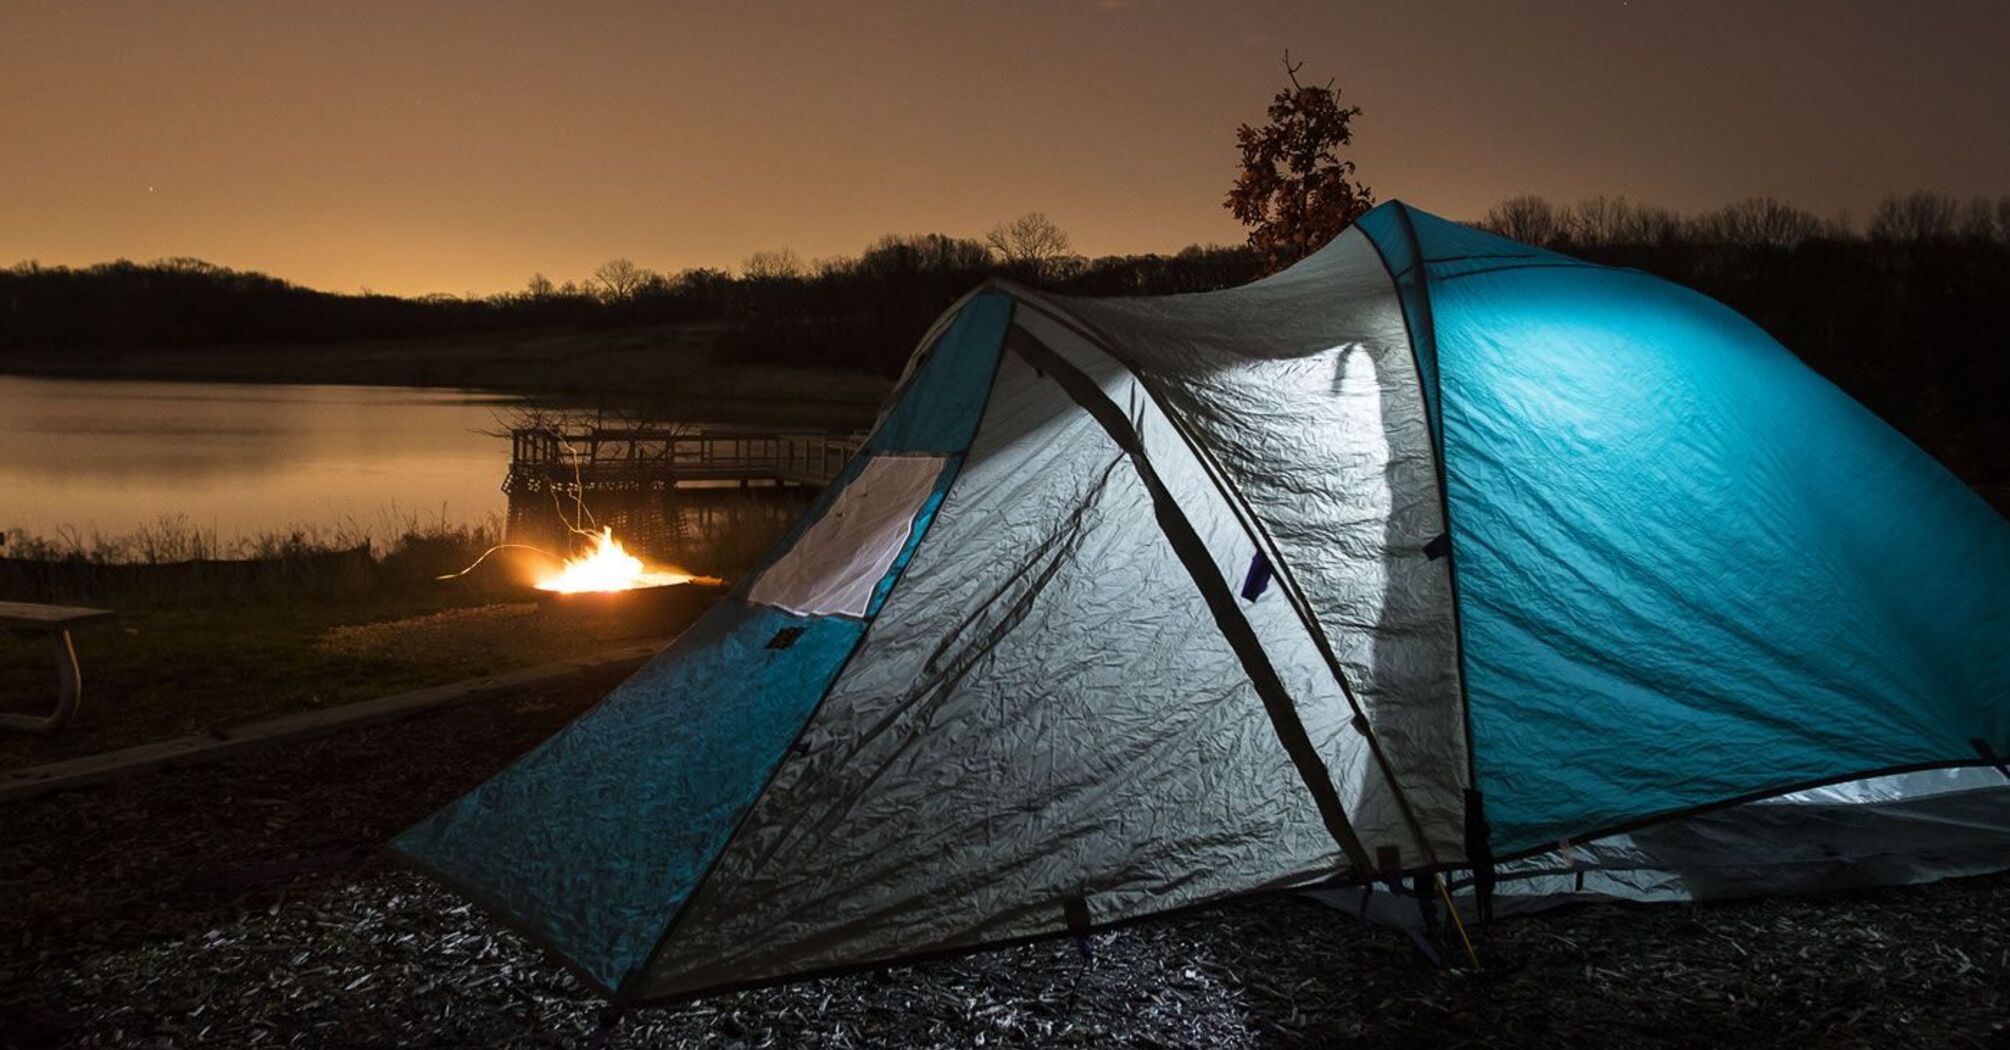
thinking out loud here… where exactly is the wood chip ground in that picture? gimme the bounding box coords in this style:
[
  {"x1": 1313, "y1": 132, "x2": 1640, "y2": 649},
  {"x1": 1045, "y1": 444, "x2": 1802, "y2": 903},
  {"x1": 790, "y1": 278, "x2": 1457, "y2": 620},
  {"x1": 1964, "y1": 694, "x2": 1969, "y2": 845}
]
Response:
[{"x1": 3, "y1": 668, "x2": 2004, "y2": 1048}]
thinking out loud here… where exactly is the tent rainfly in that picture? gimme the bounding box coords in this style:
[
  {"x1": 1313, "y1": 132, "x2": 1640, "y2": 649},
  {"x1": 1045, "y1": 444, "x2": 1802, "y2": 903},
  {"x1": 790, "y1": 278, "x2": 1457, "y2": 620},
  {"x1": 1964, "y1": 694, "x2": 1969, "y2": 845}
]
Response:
[{"x1": 393, "y1": 201, "x2": 2010, "y2": 1004}]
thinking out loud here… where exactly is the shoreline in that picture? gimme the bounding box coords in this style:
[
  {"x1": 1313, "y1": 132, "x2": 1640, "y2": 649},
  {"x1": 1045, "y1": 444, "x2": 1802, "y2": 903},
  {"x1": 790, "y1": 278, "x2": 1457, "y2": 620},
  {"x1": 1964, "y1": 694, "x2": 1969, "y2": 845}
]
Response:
[
  {"x1": 0, "y1": 365, "x2": 885, "y2": 429},
  {"x1": 0, "y1": 320, "x2": 891, "y2": 428}
]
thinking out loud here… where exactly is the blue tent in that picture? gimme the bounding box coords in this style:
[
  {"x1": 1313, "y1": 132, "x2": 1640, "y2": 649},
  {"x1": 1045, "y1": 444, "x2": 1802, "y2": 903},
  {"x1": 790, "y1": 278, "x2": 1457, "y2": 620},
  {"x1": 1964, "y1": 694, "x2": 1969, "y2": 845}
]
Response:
[{"x1": 396, "y1": 202, "x2": 2010, "y2": 1002}]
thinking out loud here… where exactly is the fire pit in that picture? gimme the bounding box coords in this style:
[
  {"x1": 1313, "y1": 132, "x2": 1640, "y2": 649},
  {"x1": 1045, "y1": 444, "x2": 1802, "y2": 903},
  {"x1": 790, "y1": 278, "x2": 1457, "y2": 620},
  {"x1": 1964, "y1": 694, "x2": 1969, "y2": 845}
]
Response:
[
  {"x1": 533, "y1": 572, "x2": 726, "y2": 631},
  {"x1": 530, "y1": 528, "x2": 727, "y2": 636}
]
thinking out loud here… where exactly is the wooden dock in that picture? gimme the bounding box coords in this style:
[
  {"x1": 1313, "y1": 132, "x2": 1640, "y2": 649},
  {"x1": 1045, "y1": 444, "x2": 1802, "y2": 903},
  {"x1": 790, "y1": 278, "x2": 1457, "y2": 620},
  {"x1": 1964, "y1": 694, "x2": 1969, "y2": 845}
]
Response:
[
  {"x1": 505, "y1": 427, "x2": 862, "y2": 496},
  {"x1": 503, "y1": 427, "x2": 860, "y2": 557}
]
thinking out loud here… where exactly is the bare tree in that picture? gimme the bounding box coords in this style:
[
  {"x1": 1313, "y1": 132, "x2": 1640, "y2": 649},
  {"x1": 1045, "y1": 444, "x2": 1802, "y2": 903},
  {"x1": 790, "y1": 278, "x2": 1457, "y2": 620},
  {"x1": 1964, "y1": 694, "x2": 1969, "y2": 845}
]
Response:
[
  {"x1": 1700, "y1": 198, "x2": 1824, "y2": 249},
  {"x1": 1483, "y1": 195, "x2": 1564, "y2": 244},
  {"x1": 1620, "y1": 202, "x2": 1681, "y2": 244},
  {"x1": 1566, "y1": 196, "x2": 1631, "y2": 246},
  {"x1": 985, "y1": 212, "x2": 1074, "y2": 280},
  {"x1": 525, "y1": 272, "x2": 555, "y2": 298},
  {"x1": 1869, "y1": 192, "x2": 1959, "y2": 243},
  {"x1": 857, "y1": 233, "x2": 991, "y2": 278},
  {"x1": 742, "y1": 248, "x2": 804, "y2": 281},
  {"x1": 1959, "y1": 197, "x2": 1999, "y2": 242},
  {"x1": 590, "y1": 258, "x2": 653, "y2": 301}
]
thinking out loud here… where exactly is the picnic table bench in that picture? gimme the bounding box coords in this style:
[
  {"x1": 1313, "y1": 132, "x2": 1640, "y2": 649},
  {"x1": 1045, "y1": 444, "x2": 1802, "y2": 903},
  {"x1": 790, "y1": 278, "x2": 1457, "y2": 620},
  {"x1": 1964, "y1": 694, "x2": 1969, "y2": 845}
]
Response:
[{"x1": 1, "y1": 601, "x2": 117, "y2": 733}]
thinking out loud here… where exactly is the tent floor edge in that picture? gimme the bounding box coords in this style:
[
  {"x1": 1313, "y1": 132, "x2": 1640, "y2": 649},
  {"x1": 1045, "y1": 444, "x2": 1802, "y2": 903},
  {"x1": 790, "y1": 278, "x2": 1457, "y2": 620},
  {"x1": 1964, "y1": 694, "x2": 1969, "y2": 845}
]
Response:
[
  {"x1": 1485, "y1": 756, "x2": 2007, "y2": 864},
  {"x1": 381, "y1": 840, "x2": 621, "y2": 1001},
  {"x1": 626, "y1": 871, "x2": 1348, "y2": 1008},
  {"x1": 1971, "y1": 738, "x2": 2010, "y2": 783}
]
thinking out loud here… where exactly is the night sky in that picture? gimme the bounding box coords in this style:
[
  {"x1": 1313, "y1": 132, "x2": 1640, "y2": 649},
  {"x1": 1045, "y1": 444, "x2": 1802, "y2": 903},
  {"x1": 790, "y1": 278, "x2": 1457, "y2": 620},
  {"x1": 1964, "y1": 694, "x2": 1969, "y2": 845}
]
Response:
[{"x1": 4, "y1": 1, "x2": 2006, "y2": 295}]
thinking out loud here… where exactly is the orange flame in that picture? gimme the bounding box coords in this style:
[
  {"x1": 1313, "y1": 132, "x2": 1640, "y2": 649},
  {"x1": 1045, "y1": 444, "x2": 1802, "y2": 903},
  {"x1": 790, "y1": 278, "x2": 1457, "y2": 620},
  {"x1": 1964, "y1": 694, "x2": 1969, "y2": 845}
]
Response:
[{"x1": 535, "y1": 527, "x2": 694, "y2": 593}]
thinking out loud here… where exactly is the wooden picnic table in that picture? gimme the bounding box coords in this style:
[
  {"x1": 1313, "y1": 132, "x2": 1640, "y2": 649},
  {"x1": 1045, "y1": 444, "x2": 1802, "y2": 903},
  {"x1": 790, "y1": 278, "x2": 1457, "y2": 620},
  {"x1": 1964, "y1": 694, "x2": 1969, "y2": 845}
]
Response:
[{"x1": 1, "y1": 601, "x2": 117, "y2": 733}]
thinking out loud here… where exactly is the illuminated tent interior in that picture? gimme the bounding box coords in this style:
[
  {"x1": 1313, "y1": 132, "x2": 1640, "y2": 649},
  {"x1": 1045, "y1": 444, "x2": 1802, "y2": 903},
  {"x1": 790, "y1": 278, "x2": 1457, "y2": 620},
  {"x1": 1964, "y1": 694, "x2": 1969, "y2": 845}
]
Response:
[{"x1": 392, "y1": 201, "x2": 2010, "y2": 1002}]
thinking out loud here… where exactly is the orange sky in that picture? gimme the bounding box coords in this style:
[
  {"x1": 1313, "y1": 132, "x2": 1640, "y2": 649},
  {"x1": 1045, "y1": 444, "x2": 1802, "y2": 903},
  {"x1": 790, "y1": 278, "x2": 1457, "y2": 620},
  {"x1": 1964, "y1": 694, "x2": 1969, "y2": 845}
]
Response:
[{"x1": 4, "y1": 1, "x2": 2006, "y2": 296}]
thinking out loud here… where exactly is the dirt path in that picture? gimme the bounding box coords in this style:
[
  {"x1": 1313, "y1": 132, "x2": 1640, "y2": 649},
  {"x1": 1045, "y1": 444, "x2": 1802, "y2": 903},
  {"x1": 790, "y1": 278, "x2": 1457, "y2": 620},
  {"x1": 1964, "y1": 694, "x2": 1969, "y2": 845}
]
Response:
[{"x1": 2, "y1": 672, "x2": 2006, "y2": 1048}]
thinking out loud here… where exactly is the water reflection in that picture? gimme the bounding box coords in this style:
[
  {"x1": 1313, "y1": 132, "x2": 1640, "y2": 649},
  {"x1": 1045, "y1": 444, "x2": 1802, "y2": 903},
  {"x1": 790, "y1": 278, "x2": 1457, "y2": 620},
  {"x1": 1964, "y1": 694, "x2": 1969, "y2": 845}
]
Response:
[
  {"x1": 0, "y1": 376, "x2": 513, "y2": 538},
  {"x1": 0, "y1": 375, "x2": 817, "y2": 578}
]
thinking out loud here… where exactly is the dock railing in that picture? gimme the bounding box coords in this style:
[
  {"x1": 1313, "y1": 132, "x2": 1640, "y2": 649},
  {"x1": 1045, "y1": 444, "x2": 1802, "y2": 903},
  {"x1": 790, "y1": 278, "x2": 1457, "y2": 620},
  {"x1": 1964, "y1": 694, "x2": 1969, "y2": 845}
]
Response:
[{"x1": 507, "y1": 428, "x2": 865, "y2": 493}]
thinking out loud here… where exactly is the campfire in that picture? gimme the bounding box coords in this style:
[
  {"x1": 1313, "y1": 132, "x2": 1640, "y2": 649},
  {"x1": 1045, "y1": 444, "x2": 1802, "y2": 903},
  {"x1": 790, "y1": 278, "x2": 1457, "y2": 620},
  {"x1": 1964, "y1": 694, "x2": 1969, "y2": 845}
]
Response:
[
  {"x1": 530, "y1": 527, "x2": 726, "y2": 635},
  {"x1": 534, "y1": 527, "x2": 703, "y2": 593}
]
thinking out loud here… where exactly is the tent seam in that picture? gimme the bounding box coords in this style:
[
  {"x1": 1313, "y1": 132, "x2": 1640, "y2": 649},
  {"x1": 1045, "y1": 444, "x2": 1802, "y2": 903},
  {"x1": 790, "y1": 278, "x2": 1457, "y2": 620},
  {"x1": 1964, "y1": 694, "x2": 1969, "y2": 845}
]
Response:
[
  {"x1": 1363, "y1": 204, "x2": 1482, "y2": 804},
  {"x1": 1006, "y1": 283, "x2": 1444, "y2": 869},
  {"x1": 619, "y1": 296, "x2": 1017, "y2": 1001},
  {"x1": 1003, "y1": 322, "x2": 1375, "y2": 874}
]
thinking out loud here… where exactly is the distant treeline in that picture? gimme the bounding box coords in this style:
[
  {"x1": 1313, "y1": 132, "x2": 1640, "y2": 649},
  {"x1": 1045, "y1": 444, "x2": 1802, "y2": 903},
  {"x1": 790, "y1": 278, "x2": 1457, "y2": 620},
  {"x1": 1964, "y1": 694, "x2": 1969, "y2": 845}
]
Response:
[
  {"x1": 2, "y1": 191, "x2": 2005, "y2": 490},
  {"x1": 0, "y1": 238, "x2": 1260, "y2": 365}
]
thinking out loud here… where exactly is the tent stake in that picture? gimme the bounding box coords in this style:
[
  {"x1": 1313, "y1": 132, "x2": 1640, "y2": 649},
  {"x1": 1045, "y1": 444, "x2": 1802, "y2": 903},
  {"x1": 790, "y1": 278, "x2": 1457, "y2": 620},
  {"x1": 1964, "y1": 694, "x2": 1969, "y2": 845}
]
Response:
[{"x1": 1435, "y1": 875, "x2": 1481, "y2": 970}]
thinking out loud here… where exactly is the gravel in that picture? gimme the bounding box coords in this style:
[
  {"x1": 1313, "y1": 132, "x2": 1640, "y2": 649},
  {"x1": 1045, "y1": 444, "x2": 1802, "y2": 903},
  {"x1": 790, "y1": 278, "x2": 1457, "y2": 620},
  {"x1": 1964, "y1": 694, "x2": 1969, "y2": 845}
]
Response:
[{"x1": 3, "y1": 668, "x2": 2006, "y2": 1049}]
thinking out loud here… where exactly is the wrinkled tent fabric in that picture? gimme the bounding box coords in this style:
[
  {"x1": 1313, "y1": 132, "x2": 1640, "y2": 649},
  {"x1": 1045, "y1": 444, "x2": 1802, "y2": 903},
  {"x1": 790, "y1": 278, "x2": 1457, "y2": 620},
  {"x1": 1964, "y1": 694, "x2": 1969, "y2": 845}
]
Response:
[
  {"x1": 1352, "y1": 206, "x2": 2010, "y2": 854},
  {"x1": 394, "y1": 201, "x2": 2010, "y2": 1002}
]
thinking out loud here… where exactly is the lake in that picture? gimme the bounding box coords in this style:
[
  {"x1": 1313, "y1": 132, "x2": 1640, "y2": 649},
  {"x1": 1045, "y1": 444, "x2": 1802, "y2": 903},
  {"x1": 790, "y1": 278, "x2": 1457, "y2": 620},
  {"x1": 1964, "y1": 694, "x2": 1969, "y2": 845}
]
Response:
[{"x1": 0, "y1": 375, "x2": 517, "y2": 543}]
